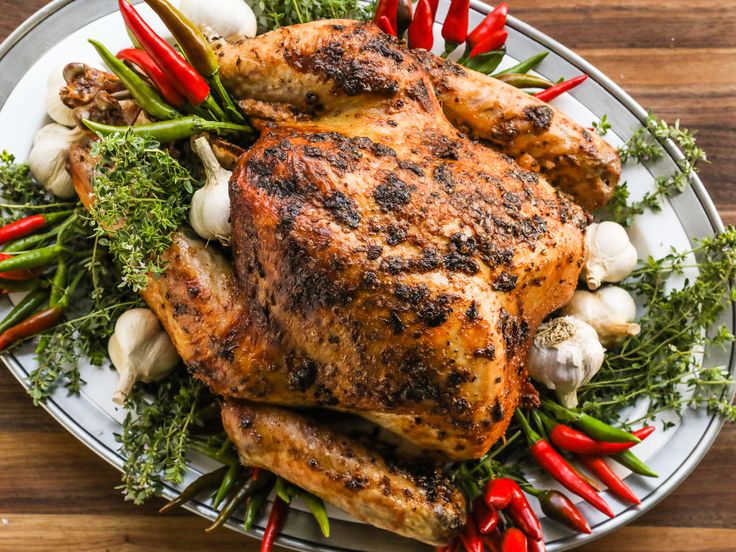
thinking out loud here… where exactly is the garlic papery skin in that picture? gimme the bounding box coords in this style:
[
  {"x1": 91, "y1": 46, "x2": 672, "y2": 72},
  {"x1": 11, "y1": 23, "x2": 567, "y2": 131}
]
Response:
[
  {"x1": 189, "y1": 136, "x2": 232, "y2": 243},
  {"x1": 179, "y1": 0, "x2": 257, "y2": 39},
  {"x1": 528, "y1": 316, "x2": 605, "y2": 408},
  {"x1": 562, "y1": 286, "x2": 641, "y2": 347},
  {"x1": 108, "y1": 308, "x2": 180, "y2": 406},
  {"x1": 581, "y1": 221, "x2": 638, "y2": 290},
  {"x1": 46, "y1": 66, "x2": 76, "y2": 127},
  {"x1": 28, "y1": 124, "x2": 83, "y2": 198}
]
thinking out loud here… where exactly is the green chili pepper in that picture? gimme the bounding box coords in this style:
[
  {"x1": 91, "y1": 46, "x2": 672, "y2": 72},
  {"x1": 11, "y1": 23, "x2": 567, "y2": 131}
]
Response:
[
  {"x1": 494, "y1": 73, "x2": 553, "y2": 90},
  {"x1": 275, "y1": 477, "x2": 296, "y2": 503},
  {"x1": 302, "y1": 493, "x2": 330, "y2": 538},
  {"x1": 143, "y1": 0, "x2": 245, "y2": 123},
  {"x1": 0, "y1": 245, "x2": 65, "y2": 273},
  {"x1": 0, "y1": 279, "x2": 43, "y2": 292},
  {"x1": 612, "y1": 449, "x2": 659, "y2": 478},
  {"x1": 0, "y1": 290, "x2": 48, "y2": 334},
  {"x1": 212, "y1": 464, "x2": 242, "y2": 510},
  {"x1": 83, "y1": 116, "x2": 251, "y2": 143},
  {"x1": 49, "y1": 258, "x2": 67, "y2": 308},
  {"x1": 160, "y1": 466, "x2": 230, "y2": 513},
  {"x1": 207, "y1": 471, "x2": 275, "y2": 532},
  {"x1": 88, "y1": 39, "x2": 181, "y2": 121},
  {"x1": 3, "y1": 212, "x2": 78, "y2": 254},
  {"x1": 542, "y1": 399, "x2": 640, "y2": 444},
  {"x1": 494, "y1": 51, "x2": 549, "y2": 76},
  {"x1": 244, "y1": 481, "x2": 274, "y2": 531}
]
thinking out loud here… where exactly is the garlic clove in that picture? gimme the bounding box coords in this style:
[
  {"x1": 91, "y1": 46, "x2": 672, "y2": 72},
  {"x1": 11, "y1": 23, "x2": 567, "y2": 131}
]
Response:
[
  {"x1": 189, "y1": 137, "x2": 233, "y2": 243},
  {"x1": 46, "y1": 65, "x2": 77, "y2": 127},
  {"x1": 582, "y1": 221, "x2": 638, "y2": 290},
  {"x1": 179, "y1": 0, "x2": 257, "y2": 39},
  {"x1": 28, "y1": 123, "x2": 83, "y2": 198},
  {"x1": 108, "y1": 308, "x2": 180, "y2": 406},
  {"x1": 562, "y1": 286, "x2": 641, "y2": 347}
]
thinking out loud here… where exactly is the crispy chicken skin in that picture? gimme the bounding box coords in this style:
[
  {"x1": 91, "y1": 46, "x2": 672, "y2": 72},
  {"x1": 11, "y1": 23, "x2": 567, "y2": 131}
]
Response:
[
  {"x1": 414, "y1": 52, "x2": 621, "y2": 211},
  {"x1": 215, "y1": 19, "x2": 619, "y2": 210},
  {"x1": 143, "y1": 20, "x2": 589, "y2": 460},
  {"x1": 221, "y1": 400, "x2": 466, "y2": 545}
]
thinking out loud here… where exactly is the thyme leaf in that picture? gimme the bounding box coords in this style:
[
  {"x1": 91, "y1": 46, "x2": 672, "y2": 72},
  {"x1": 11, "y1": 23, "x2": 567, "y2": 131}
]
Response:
[
  {"x1": 89, "y1": 132, "x2": 194, "y2": 291},
  {"x1": 608, "y1": 112, "x2": 707, "y2": 226}
]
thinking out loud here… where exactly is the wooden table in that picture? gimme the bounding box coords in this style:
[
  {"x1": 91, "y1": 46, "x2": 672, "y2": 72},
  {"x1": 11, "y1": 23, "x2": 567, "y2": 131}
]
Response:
[{"x1": 0, "y1": 1, "x2": 734, "y2": 550}]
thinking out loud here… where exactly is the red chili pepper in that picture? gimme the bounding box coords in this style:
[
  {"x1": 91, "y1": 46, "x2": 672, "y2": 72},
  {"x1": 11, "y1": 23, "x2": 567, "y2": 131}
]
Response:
[
  {"x1": 376, "y1": 15, "x2": 397, "y2": 36},
  {"x1": 261, "y1": 497, "x2": 289, "y2": 552},
  {"x1": 527, "y1": 536, "x2": 547, "y2": 552},
  {"x1": 482, "y1": 528, "x2": 503, "y2": 552},
  {"x1": 442, "y1": 0, "x2": 470, "y2": 46},
  {"x1": 118, "y1": 0, "x2": 210, "y2": 105},
  {"x1": 517, "y1": 411, "x2": 614, "y2": 518},
  {"x1": 0, "y1": 306, "x2": 64, "y2": 351},
  {"x1": 484, "y1": 479, "x2": 542, "y2": 542},
  {"x1": 538, "y1": 490, "x2": 591, "y2": 534},
  {"x1": 467, "y1": 2, "x2": 508, "y2": 50},
  {"x1": 408, "y1": 0, "x2": 434, "y2": 50},
  {"x1": 534, "y1": 74, "x2": 588, "y2": 102},
  {"x1": 0, "y1": 253, "x2": 39, "y2": 281},
  {"x1": 373, "y1": 0, "x2": 399, "y2": 31},
  {"x1": 117, "y1": 48, "x2": 185, "y2": 107},
  {"x1": 469, "y1": 29, "x2": 507, "y2": 58},
  {"x1": 634, "y1": 426, "x2": 655, "y2": 440},
  {"x1": 436, "y1": 538, "x2": 460, "y2": 552},
  {"x1": 484, "y1": 478, "x2": 517, "y2": 509},
  {"x1": 547, "y1": 416, "x2": 637, "y2": 456},
  {"x1": 500, "y1": 528, "x2": 527, "y2": 552},
  {"x1": 0, "y1": 211, "x2": 71, "y2": 246},
  {"x1": 578, "y1": 455, "x2": 641, "y2": 505},
  {"x1": 427, "y1": 0, "x2": 439, "y2": 18},
  {"x1": 473, "y1": 497, "x2": 499, "y2": 534},
  {"x1": 459, "y1": 514, "x2": 484, "y2": 552}
]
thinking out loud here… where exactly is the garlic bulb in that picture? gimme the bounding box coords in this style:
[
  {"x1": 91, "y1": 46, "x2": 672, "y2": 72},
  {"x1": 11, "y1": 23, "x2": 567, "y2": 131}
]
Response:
[
  {"x1": 46, "y1": 65, "x2": 76, "y2": 127},
  {"x1": 581, "y1": 221, "x2": 638, "y2": 290},
  {"x1": 528, "y1": 316, "x2": 605, "y2": 408},
  {"x1": 108, "y1": 308, "x2": 180, "y2": 405},
  {"x1": 28, "y1": 124, "x2": 82, "y2": 198},
  {"x1": 189, "y1": 136, "x2": 232, "y2": 242},
  {"x1": 179, "y1": 0, "x2": 257, "y2": 39},
  {"x1": 561, "y1": 286, "x2": 641, "y2": 347}
]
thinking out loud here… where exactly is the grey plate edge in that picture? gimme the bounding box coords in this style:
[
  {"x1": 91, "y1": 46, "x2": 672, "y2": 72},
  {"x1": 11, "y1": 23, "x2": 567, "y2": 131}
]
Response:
[{"x1": 0, "y1": 1, "x2": 732, "y2": 551}]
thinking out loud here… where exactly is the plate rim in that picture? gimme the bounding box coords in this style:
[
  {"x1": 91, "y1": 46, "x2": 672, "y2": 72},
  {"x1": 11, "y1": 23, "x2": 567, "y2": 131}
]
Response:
[{"x1": 0, "y1": 1, "x2": 732, "y2": 551}]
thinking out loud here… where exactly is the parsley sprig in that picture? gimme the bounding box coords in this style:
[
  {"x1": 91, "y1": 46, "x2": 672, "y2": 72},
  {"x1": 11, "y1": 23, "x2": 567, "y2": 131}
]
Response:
[
  {"x1": 89, "y1": 132, "x2": 194, "y2": 291},
  {"x1": 608, "y1": 112, "x2": 707, "y2": 226}
]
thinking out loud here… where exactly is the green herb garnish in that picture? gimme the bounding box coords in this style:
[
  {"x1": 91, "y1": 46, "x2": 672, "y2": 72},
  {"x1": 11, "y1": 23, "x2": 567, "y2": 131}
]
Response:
[
  {"x1": 608, "y1": 112, "x2": 707, "y2": 226},
  {"x1": 117, "y1": 373, "x2": 209, "y2": 504},
  {"x1": 592, "y1": 114, "x2": 611, "y2": 136},
  {"x1": 89, "y1": 132, "x2": 194, "y2": 291},
  {"x1": 257, "y1": 0, "x2": 366, "y2": 29},
  {"x1": 579, "y1": 228, "x2": 736, "y2": 425}
]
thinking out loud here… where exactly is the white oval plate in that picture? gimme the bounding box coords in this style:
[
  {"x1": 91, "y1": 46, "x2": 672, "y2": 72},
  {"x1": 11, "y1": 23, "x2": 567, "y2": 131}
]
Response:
[{"x1": 0, "y1": 1, "x2": 732, "y2": 551}]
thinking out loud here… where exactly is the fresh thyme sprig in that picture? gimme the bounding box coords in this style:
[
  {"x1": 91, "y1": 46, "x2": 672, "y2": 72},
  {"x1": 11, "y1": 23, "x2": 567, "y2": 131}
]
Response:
[
  {"x1": 578, "y1": 228, "x2": 736, "y2": 425},
  {"x1": 592, "y1": 114, "x2": 611, "y2": 136},
  {"x1": 608, "y1": 112, "x2": 707, "y2": 226},
  {"x1": 0, "y1": 151, "x2": 56, "y2": 225},
  {"x1": 89, "y1": 132, "x2": 194, "y2": 291},
  {"x1": 116, "y1": 373, "x2": 211, "y2": 504}
]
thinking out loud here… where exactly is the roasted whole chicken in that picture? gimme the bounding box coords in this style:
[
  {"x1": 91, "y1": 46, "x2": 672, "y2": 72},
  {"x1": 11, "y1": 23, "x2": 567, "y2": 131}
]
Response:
[{"x1": 107, "y1": 19, "x2": 620, "y2": 546}]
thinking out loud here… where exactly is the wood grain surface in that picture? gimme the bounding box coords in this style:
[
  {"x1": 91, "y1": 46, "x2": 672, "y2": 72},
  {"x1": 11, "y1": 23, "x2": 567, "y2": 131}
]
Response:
[{"x1": 1, "y1": 1, "x2": 735, "y2": 551}]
